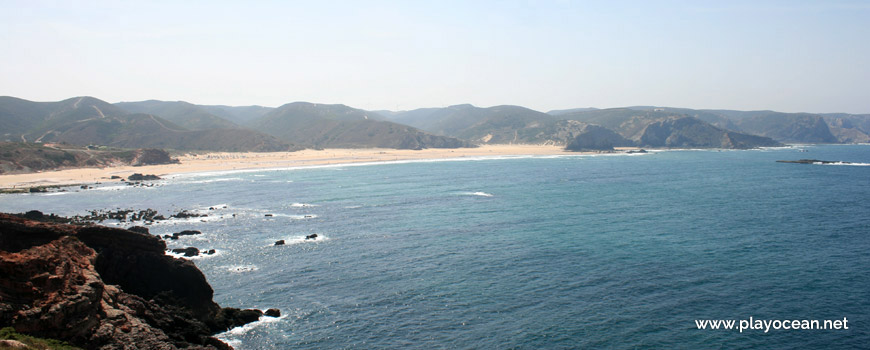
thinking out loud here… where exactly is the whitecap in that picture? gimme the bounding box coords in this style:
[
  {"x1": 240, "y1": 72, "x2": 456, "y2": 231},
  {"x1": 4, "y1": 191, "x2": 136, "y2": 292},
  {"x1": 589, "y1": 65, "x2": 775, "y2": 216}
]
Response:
[
  {"x1": 224, "y1": 265, "x2": 259, "y2": 273},
  {"x1": 165, "y1": 249, "x2": 222, "y2": 260},
  {"x1": 41, "y1": 192, "x2": 69, "y2": 196},
  {"x1": 819, "y1": 162, "x2": 870, "y2": 166},
  {"x1": 215, "y1": 314, "x2": 287, "y2": 346},
  {"x1": 269, "y1": 234, "x2": 328, "y2": 247},
  {"x1": 290, "y1": 203, "x2": 318, "y2": 207},
  {"x1": 147, "y1": 214, "x2": 233, "y2": 226},
  {"x1": 263, "y1": 213, "x2": 317, "y2": 219},
  {"x1": 464, "y1": 191, "x2": 494, "y2": 197}
]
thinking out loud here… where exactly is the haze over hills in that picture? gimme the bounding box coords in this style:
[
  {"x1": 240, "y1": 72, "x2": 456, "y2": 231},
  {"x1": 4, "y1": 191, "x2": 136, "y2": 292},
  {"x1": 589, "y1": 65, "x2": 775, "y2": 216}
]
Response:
[
  {"x1": 115, "y1": 100, "x2": 240, "y2": 130},
  {"x1": 249, "y1": 102, "x2": 472, "y2": 149},
  {"x1": 377, "y1": 104, "x2": 781, "y2": 149},
  {"x1": 197, "y1": 104, "x2": 274, "y2": 125},
  {"x1": 559, "y1": 107, "x2": 869, "y2": 144},
  {"x1": 3, "y1": 96, "x2": 868, "y2": 154}
]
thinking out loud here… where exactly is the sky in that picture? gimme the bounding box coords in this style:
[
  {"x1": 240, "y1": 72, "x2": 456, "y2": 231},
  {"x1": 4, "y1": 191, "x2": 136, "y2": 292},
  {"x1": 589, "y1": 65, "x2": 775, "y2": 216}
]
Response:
[{"x1": 1, "y1": 0, "x2": 868, "y2": 113}]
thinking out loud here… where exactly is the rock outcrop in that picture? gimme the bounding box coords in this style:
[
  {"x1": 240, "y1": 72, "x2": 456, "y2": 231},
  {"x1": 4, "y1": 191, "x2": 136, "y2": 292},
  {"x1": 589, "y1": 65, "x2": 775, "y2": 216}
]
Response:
[
  {"x1": 564, "y1": 124, "x2": 635, "y2": 151},
  {"x1": 130, "y1": 149, "x2": 179, "y2": 166},
  {"x1": 0, "y1": 212, "x2": 268, "y2": 349}
]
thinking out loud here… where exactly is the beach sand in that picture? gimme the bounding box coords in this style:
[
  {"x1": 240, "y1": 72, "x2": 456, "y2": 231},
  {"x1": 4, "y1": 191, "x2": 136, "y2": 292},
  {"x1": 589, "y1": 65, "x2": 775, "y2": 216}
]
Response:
[{"x1": 0, "y1": 145, "x2": 582, "y2": 189}]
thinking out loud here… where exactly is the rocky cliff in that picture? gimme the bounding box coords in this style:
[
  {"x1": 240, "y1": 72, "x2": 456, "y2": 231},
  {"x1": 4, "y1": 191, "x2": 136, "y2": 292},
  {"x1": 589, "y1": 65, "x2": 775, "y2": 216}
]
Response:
[
  {"x1": 564, "y1": 124, "x2": 635, "y2": 151},
  {"x1": 0, "y1": 212, "x2": 266, "y2": 349}
]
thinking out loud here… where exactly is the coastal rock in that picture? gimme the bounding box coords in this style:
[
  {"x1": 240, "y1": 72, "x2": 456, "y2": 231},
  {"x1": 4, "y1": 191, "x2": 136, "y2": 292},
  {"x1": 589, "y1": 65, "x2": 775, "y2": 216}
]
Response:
[
  {"x1": 171, "y1": 247, "x2": 200, "y2": 257},
  {"x1": 264, "y1": 308, "x2": 281, "y2": 317},
  {"x1": 274, "y1": 240, "x2": 285, "y2": 246},
  {"x1": 565, "y1": 124, "x2": 635, "y2": 151},
  {"x1": 127, "y1": 173, "x2": 161, "y2": 181},
  {"x1": 0, "y1": 213, "x2": 267, "y2": 349},
  {"x1": 305, "y1": 234, "x2": 318, "y2": 240},
  {"x1": 171, "y1": 210, "x2": 206, "y2": 219},
  {"x1": 163, "y1": 230, "x2": 202, "y2": 240}
]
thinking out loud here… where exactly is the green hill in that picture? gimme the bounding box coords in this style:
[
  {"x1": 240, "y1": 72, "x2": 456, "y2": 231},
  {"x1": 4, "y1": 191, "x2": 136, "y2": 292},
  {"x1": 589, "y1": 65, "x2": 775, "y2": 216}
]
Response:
[{"x1": 249, "y1": 102, "x2": 472, "y2": 149}]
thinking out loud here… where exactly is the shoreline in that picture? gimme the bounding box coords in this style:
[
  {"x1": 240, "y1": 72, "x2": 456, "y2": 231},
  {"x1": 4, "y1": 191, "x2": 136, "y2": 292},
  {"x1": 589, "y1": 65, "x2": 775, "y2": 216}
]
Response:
[{"x1": 0, "y1": 145, "x2": 593, "y2": 190}]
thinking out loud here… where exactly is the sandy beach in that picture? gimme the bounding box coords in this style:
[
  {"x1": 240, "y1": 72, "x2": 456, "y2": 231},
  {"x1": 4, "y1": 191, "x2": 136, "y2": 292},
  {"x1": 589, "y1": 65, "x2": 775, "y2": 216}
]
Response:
[{"x1": 0, "y1": 145, "x2": 581, "y2": 189}]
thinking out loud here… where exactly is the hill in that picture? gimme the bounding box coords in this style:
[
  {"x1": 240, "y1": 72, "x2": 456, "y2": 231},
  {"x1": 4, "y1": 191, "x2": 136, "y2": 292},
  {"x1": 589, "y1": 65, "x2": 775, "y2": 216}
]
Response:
[
  {"x1": 380, "y1": 104, "x2": 586, "y2": 145},
  {"x1": 822, "y1": 114, "x2": 870, "y2": 143},
  {"x1": 249, "y1": 102, "x2": 472, "y2": 149},
  {"x1": 197, "y1": 104, "x2": 274, "y2": 125},
  {"x1": 115, "y1": 100, "x2": 239, "y2": 130},
  {"x1": 564, "y1": 124, "x2": 634, "y2": 151},
  {"x1": 566, "y1": 106, "x2": 855, "y2": 144},
  {"x1": 560, "y1": 109, "x2": 780, "y2": 149},
  {"x1": 1, "y1": 97, "x2": 294, "y2": 151},
  {"x1": 42, "y1": 114, "x2": 295, "y2": 151},
  {"x1": 728, "y1": 112, "x2": 838, "y2": 143},
  {"x1": 0, "y1": 97, "x2": 129, "y2": 143},
  {"x1": 0, "y1": 142, "x2": 177, "y2": 175}
]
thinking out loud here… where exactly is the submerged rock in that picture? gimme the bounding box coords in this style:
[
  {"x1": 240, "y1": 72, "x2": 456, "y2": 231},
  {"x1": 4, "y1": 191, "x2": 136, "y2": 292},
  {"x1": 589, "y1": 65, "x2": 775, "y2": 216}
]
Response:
[{"x1": 305, "y1": 234, "x2": 318, "y2": 240}]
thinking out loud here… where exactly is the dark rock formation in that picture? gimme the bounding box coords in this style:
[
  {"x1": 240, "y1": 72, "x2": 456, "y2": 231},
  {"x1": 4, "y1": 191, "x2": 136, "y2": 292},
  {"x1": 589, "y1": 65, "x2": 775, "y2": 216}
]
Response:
[
  {"x1": 127, "y1": 173, "x2": 161, "y2": 181},
  {"x1": 172, "y1": 210, "x2": 206, "y2": 219},
  {"x1": 305, "y1": 234, "x2": 318, "y2": 240},
  {"x1": 274, "y1": 240, "x2": 285, "y2": 246},
  {"x1": 163, "y1": 230, "x2": 202, "y2": 240},
  {"x1": 264, "y1": 309, "x2": 281, "y2": 317},
  {"x1": 0, "y1": 213, "x2": 269, "y2": 349},
  {"x1": 171, "y1": 247, "x2": 200, "y2": 257}
]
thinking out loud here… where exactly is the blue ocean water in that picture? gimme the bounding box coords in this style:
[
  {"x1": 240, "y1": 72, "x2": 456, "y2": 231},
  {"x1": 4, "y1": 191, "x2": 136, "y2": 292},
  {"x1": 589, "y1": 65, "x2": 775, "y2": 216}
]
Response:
[{"x1": 2, "y1": 145, "x2": 869, "y2": 349}]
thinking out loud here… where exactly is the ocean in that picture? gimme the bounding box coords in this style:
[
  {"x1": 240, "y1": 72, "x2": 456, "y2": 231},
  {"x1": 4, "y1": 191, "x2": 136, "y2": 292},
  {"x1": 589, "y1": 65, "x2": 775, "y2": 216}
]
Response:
[{"x1": 2, "y1": 145, "x2": 868, "y2": 349}]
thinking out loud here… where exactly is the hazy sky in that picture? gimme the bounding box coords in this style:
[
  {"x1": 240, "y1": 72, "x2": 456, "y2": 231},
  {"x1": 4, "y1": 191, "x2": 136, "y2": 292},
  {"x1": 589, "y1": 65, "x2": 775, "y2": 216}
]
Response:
[{"x1": 1, "y1": 0, "x2": 868, "y2": 113}]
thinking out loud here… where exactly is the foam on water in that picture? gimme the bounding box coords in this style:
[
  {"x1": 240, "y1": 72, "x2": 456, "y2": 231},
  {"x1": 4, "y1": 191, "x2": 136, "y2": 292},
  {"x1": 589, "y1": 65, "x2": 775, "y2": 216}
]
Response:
[
  {"x1": 224, "y1": 265, "x2": 259, "y2": 273},
  {"x1": 464, "y1": 191, "x2": 494, "y2": 197},
  {"x1": 268, "y1": 234, "x2": 329, "y2": 247},
  {"x1": 290, "y1": 203, "x2": 318, "y2": 207},
  {"x1": 216, "y1": 315, "x2": 288, "y2": 346},
  {"x1": 819, "y1": 162, "x2": 870, "y2": 166}
]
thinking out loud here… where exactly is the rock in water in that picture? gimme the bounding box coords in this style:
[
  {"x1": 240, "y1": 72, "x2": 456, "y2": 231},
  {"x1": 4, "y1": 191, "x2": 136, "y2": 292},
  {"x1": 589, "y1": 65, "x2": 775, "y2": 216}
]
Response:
[
  {"x1": 274, "y1": 240, "x2": 285, "y2": 246},
  {"x1": 171, "y1": 247, "x2": 200, "y2": 257},
  {"x1": 305, "y1": 234, "x2": 318, "y2": 240},
  {"x1": 265, "y1": 308, "x2": 281, "y2": 317}
]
